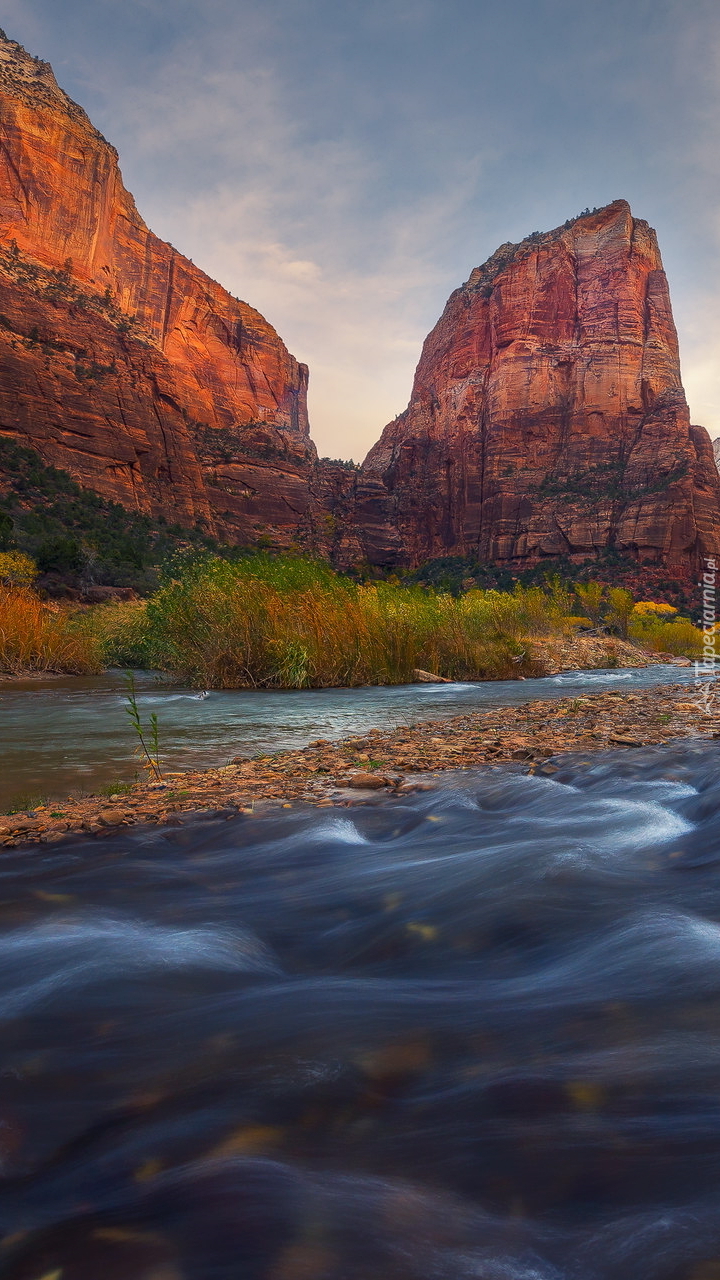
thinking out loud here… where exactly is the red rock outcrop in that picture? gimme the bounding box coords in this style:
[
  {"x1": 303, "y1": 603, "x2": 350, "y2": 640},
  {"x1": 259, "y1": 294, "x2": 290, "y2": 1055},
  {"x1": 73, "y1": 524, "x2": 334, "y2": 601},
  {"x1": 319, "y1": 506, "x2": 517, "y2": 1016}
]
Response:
[
  {"x1": 363, "y1": 201, "x2": 720, "y2": 571},
  {"x1": 0, "y1": 29, "x2": 717, "y2": 576},
  {"x1": 0, "y1": 32, "x2": 325, "y2": 547}
]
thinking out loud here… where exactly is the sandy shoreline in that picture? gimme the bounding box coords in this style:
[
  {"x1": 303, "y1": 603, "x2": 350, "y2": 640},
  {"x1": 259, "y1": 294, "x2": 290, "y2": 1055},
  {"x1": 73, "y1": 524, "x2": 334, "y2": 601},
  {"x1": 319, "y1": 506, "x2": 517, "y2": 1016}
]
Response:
[{"x1": 1, "y1": 679, "x2": 715, "y2": 847}]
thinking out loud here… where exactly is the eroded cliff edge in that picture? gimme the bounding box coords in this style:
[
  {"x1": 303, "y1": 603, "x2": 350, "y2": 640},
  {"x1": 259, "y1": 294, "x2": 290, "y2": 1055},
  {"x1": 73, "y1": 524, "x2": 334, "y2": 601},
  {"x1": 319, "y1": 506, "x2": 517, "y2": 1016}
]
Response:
[{"x1": 363, "y1": 201, "x2": 720, "y2": 571}]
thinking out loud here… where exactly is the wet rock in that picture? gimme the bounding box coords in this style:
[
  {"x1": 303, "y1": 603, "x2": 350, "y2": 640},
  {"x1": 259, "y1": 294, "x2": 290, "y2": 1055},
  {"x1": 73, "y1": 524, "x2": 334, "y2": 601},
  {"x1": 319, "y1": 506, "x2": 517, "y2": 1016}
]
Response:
[
  {"x1": 0, "y1": 816, "x2": 40, "y2": 836},
  {"x1": 413, "y1": 669, "x2": 453, "y2": 683},
  {"x1": 96, "y1": 808, "x2": 129, "y2": 826},
  {"x1": 347, "y1": 772, "x2": 390, "y2": 790}
]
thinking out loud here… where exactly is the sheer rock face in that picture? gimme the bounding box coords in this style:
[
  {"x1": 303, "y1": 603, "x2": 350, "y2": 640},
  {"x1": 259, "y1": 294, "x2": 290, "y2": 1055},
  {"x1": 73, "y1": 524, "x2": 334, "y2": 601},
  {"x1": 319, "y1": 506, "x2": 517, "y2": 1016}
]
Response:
[
  {"x1": 363, "y1": 201, "x2": 720, "y2": 570},
  {"x1": 0, "y1": 31, "x2": 716, "y2": 574},
  {"x1": 0, "y1": 33, "x2": 322, "y2": 547}
]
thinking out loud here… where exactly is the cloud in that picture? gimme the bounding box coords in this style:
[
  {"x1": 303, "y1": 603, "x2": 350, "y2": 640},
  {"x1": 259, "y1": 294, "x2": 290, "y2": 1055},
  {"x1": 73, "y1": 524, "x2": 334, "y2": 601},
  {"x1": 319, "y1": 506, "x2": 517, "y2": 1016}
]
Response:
[
  {"x1": 677, "y1": 286, "x2": 720, "y2": 439},
  {"x1": 173, "y1": 177, "x2": 469, "y2": 458},
  {"x1": 71, "y1": 18, "x2": 490, "y2": 458}
]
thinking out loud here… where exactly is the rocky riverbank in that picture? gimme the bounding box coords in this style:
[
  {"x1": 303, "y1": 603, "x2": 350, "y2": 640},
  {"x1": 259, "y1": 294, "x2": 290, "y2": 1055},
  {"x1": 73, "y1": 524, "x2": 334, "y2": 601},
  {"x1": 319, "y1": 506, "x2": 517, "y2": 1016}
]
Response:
[{"x1": 1, "y1": 680, "x2": 714, "y2": 847}]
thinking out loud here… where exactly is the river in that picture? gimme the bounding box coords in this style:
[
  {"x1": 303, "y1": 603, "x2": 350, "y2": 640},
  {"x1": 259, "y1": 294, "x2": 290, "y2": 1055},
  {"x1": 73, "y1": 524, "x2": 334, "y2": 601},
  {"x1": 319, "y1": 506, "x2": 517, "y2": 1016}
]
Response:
[
  {"x1": 1, "y1": 737, "x2": 720, "y2": 1278},
  {"x1": 0, "y1": 663, "x2": 700, "y2": 810}
]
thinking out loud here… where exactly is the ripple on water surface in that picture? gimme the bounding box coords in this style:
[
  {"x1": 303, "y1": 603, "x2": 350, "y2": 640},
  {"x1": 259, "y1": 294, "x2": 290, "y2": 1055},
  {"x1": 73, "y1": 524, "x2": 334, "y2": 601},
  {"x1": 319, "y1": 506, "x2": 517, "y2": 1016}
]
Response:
[
  {"x1": 0, "y1": 662, "x2": 704, "y2": 807},
  {"x1": 2, "y1": 741, "x2": 720, "y2": 1278}
]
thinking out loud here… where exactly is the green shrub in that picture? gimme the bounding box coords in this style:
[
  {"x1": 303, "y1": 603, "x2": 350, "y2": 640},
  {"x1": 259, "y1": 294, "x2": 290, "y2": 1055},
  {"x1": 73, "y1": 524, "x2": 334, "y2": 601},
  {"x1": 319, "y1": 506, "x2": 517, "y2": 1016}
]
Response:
[
  {"x1": 629, "y1": 613, "x2": 703, "y2": 657},
  {"x1": 0, "y1": 550, "x2": 36, "y2": 585},
  {"x1": 605, "y1": 587, "x2": 635, "y2": 638},
  {"x1": 0, "y1": 439, "x2": 247, "y2": 592},
  {"x1": 575, "y1": 580, "x2": 606, "y2": 623},
  {"x1": 36, "y1": 535, "x2": 84, "y2": 575},
  {"x1": 0, "y1": 510, "x2": 13, "y2": 551}
]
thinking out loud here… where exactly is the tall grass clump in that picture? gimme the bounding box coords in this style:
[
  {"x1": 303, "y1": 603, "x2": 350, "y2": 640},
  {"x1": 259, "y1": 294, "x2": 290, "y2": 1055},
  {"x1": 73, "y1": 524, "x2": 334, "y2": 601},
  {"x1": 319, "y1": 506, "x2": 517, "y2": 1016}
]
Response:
[
  {"x1": 0, "y1": 586, "x2": 103, "y2": 674},
  {"x1": 139, "y1": 556, "x2": 550, "y2": 688},
  {"x1": 74, "y1": 599, "x2": 151, "y2": 668}
]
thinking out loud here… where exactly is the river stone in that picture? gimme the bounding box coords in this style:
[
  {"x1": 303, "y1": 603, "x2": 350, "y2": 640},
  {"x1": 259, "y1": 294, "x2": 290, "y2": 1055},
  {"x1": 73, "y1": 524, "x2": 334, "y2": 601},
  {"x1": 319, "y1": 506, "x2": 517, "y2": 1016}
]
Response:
[
  {"x1": 96, "y1": 808, "x2": 129, "y2": 826},
  {"x1": 0, "y1": 816, "x2": 40, "y2": 835},
  {"x1": 347, "y1": 772, "x2": 389, "y2": 789}
]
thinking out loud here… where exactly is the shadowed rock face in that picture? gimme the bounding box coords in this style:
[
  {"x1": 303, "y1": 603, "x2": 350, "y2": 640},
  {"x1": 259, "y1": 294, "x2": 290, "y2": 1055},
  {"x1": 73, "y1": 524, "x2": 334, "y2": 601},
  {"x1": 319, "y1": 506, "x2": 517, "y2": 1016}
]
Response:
[
  {"x1": 0, "y1": 30, "x2": 716, "y2": 573},
  {"x1": 363, "y1": 201, "x2": 720, "y2": 571}
]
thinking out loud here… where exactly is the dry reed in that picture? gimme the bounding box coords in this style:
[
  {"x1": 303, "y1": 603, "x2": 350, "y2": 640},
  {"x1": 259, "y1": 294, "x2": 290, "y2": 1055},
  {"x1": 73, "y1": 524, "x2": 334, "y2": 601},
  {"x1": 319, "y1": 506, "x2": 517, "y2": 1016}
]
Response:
[{"x1": 0, "y1": 586, "x2": 103, "y2": 674}]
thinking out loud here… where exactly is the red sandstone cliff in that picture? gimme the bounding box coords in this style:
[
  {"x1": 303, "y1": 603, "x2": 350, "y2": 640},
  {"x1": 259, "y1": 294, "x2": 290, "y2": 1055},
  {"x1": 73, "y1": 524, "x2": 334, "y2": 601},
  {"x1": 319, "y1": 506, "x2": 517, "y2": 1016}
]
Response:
[
  {"x1": 0, "y1": 30, "x2": 716, "y2": 576},
  {"x1": 363, "y1": 201, "x2": 720, "y2": 571},
  {"x1": 0, "y1": 32, "x2": 326, "y2": 547}
]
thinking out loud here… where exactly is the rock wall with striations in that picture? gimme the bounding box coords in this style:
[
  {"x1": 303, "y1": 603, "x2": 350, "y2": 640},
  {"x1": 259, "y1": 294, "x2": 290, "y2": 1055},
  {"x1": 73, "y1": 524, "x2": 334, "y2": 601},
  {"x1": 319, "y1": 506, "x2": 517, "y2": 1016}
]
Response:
[
  {"x1": 363, "y1": 201, "x2": 720, "y2": 571},
  {"x1": 0, "y1": 32, "x2": 336, "y2": 550},
  {"x1": 0, "y1": 29, "x2": 717, "y2": 576}
]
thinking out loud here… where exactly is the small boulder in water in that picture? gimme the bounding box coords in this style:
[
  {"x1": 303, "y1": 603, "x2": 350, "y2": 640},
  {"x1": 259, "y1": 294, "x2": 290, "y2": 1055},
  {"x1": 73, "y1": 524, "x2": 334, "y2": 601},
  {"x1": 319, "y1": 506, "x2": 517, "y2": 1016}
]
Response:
[{"x1": 413, "y1": 669, "x2": 452, "y2": 683}]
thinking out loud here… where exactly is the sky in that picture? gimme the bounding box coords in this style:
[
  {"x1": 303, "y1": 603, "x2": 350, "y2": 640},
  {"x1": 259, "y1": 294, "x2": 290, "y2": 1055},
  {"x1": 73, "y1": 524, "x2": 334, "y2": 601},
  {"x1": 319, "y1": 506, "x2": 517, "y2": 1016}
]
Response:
[{"x1": 1, "y1": 0, "x2": 719, "y2": 459}]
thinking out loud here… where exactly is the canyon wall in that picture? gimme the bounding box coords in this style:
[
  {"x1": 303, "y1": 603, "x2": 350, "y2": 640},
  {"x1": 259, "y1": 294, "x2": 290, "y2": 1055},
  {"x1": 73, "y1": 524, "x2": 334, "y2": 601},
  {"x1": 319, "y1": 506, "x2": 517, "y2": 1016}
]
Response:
[
  {"x1": 0, "y1": 32, "x2": 331, "y2": 550},
  {"x1": 363, "y1": 201, "x2": 720, "y2": 571},
  {"x1": 0, "y1": 30, "x2": 717, "y2": 574}
]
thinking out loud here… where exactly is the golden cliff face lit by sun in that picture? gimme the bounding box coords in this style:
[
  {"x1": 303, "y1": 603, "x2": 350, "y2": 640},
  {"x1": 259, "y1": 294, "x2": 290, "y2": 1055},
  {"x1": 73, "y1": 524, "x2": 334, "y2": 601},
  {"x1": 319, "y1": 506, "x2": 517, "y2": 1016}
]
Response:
[
  {"x1": 0, "y1": 27, "x2": 717, "y2": 573},
  {"x1": 0, "y1": 31, "x2": 323, "y2": 545}
]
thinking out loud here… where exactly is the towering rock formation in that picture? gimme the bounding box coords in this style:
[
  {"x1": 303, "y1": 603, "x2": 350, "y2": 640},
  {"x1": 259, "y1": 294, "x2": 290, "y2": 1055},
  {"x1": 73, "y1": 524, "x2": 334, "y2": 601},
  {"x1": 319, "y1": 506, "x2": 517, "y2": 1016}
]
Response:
[
  {"x1": 364, "y1": 201, "x2": 720, "y2": 571},
  {"x1": 0, "y1": 31, "x2": 322, "y2": 547},
  {"x1": 0, "y1": 29, "x2": 716, "y2": 575}
]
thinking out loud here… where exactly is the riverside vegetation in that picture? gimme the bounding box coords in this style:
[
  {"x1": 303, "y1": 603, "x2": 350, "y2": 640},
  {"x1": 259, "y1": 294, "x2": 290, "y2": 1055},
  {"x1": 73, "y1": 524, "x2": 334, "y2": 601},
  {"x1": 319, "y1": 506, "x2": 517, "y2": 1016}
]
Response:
[{"x1": 0, "y1": 552, "x2": 706, "y2": 686}]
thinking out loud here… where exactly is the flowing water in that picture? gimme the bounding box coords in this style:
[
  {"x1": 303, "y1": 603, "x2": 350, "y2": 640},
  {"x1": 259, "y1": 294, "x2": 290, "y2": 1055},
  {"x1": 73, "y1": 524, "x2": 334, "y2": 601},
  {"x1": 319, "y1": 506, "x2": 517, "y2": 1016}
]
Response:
[
  {"x1": 0, "y1": 664, "x2": 699, "y2": 809},
  {"x1": 2, "y1": 740, "x2": 720, "y2": 1278}
]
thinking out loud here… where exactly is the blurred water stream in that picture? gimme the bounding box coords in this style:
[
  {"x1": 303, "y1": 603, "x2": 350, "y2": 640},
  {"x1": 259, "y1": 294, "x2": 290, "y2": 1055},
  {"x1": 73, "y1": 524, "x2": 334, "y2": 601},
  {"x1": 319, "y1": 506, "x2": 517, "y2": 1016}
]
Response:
[{"x1": 1, "y1": 740, "x2": 720, "y2": 1277}]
